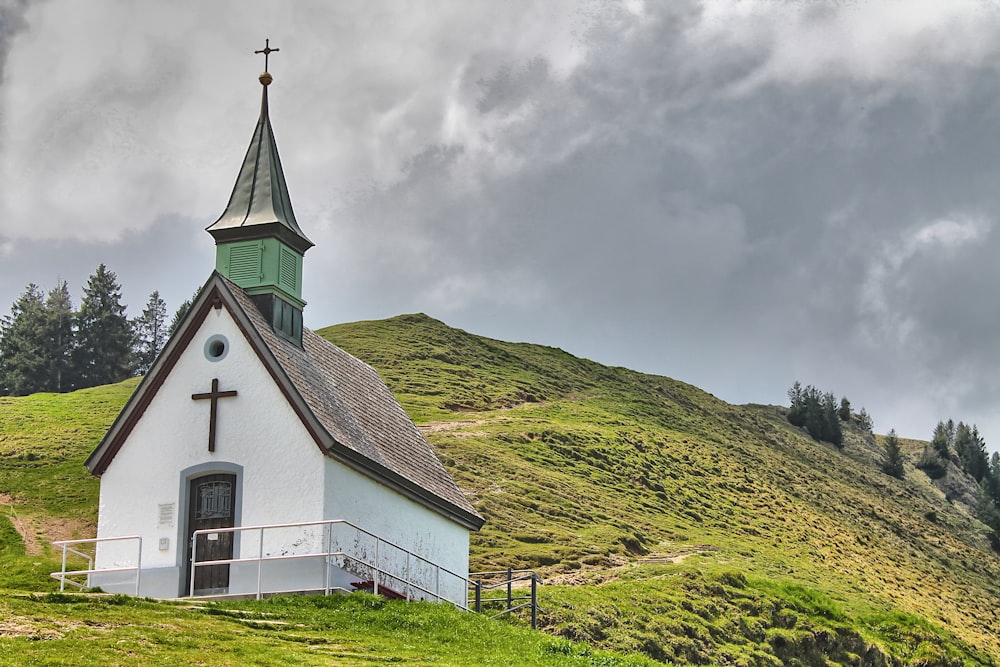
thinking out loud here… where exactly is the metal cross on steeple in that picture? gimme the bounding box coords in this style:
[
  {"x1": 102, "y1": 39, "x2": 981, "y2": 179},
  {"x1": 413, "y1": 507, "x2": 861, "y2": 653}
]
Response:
[{"x1": 255, "y1": 38, "x2": 279, "y2": 72}]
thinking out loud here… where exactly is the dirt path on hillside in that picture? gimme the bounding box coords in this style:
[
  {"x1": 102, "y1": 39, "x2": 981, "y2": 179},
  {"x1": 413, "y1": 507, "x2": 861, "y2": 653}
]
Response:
[
  {"x1": 1, "y1": 493, "x2": 92, "y2": 556},
  {"x1": 544, "y1": 546, "x2": 720, "y2": 586},
  {"x1": 419, "y1": 420, "x2": 489, "y2": 437}
]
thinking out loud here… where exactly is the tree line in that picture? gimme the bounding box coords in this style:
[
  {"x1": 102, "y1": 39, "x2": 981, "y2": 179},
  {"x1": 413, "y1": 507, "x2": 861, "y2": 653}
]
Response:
[
  {"x1": 0, "y1": 265, "x2": 192, "y2": 396},
  {"x1": 786, "y1": 381, "x2": 872, "y2": 449},
  {"x1": 915, "y1": 419, "x2": 1000, "y2": 547},
  {"x1": 786, "y1": 381, "x2": 905, "y2": 478}
]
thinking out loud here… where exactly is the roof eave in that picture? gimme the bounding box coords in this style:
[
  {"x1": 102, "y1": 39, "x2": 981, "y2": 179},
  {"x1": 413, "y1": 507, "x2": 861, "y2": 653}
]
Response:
[
  {"x1": 321, "y1": 439, "x2": 485, "y2": 531},
  {"x1": 207, "y1": 221, "x2": 314, "y2": 254},
  {"x1": 86, "y1": 273, "x2": 231, "y2": 475}
]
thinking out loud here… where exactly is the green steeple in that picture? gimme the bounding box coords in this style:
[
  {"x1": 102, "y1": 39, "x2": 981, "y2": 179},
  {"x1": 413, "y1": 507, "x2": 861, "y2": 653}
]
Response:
[{"x1": 207, "y1": 47, "x2": 312, "y2": 344}]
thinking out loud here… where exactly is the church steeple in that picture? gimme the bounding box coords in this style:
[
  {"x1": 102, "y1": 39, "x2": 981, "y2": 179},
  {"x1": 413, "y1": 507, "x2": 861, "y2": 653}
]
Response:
[{"x1": 207, "y1": 40, "x2": 312, "y2": 344}]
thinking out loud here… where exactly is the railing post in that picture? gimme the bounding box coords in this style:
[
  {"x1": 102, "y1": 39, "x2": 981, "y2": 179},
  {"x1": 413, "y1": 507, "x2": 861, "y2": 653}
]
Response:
[
  {"x1": 531, "y1": 574, "x2": 538, "y2": 630},
  {"x1": 474, "y1": 580, "x2": 482, "y2": 614},
  {"x1": 507, "y1": 567, "x2": 513, "y2": 612},
  {"x1": 374, "y1": 538, "x2": 380, "y2": 597},
  {"x1": 60, "y1": 545, "x2": 68, "y2": 592},
  {"x1": 324, "y1": 522, "x2": 331, "y2": 596},
  {"x1": 406, "y1": 552, "x2": 411, "y2": 601},
  {"x1": 257, "y1": 527, "x2": 264, "y2": 600},
  {"x1": 435, "y1": 566, "x2": 440, "y2": 601},
  {"x1": 189, "y1": 538, "x2": 196, "y2": 597},
  {"x1": 134, "y1": 537, "x2": 142, "y2": 597}
]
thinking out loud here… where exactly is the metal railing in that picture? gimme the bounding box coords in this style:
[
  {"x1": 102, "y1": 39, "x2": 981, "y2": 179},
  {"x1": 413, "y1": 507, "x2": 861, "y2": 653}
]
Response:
[
  {"x1": 189, "y1": 519, "x2": 469, "y2": 608},
  {"x1": 50, "y1": 535, "x2": 142, "y2": 595},
  {"x1": 469, "y1": 568, "x2": 542, "y2": 629}
]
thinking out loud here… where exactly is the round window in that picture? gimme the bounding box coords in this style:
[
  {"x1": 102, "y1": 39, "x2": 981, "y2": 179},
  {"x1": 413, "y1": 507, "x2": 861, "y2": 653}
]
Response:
[{"x1": 204, "y1": 335, "x2": 229, "y2": 362}]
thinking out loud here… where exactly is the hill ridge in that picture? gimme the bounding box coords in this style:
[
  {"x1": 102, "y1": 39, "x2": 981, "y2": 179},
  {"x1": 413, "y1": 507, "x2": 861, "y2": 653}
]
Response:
[{"x1": 0, "y1": 314, "x2": 996, "y2": 664}]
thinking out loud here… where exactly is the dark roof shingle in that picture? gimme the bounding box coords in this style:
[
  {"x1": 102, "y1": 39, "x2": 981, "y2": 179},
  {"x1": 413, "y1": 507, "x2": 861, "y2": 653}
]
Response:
[{"x1": 226, "y1": 279, "x2": 482, "y2": 525}]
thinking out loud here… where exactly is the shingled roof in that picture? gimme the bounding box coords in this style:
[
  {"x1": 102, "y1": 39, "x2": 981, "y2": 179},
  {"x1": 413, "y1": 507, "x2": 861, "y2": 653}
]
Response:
[{"x1": 86, "y1": 273, "x2": 484, "y2": 531}]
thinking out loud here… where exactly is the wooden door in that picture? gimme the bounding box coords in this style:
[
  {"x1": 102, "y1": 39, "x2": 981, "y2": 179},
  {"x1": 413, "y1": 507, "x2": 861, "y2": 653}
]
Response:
[{"x1": 186, "y1": 473, "x2": 236, "y2": 594}]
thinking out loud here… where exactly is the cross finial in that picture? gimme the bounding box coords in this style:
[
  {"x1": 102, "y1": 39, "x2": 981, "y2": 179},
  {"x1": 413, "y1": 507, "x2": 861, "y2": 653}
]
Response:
[{"x1": 255, "y1": 38, "x2": 279, "y2": 72}]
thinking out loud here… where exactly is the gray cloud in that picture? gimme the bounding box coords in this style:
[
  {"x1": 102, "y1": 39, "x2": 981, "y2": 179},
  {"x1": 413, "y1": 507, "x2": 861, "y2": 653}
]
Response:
[{"x1": 5, "y1": 1, "x2": 1000, "y2": 444}]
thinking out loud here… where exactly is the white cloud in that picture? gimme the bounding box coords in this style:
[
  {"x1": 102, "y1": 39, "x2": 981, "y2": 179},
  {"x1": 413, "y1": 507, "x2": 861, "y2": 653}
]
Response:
[
  {"x1": 858, "y1": 214, "x2": 992, "y2": 351},
  {"x1": 695, "y1": 0, "x2": 1000, "y2": 97}
]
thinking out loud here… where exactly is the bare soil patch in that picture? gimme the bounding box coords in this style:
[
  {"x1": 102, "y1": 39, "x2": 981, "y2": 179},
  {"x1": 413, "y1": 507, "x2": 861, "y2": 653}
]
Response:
[
  {"x1": 638, "y1": 545, "x2": 720, "y2": 565},
  {"x1": 419, "y1": 420, "x2": 488, "y2": 434},
  {"x1": 545, "y1": 548, "x2": 719, "y2": 586},
  {"x1": 3, "y1": 503, "x2": 93, "y2": 556},
  {"x1": 0, "y1": 617, "x2": 64, "y2": 639}
]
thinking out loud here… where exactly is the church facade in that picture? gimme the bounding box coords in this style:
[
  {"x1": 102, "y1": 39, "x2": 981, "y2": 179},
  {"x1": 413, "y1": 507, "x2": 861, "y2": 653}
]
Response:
[{"x1": 82, "y1": 53, "x2": 483, "y2": 602}]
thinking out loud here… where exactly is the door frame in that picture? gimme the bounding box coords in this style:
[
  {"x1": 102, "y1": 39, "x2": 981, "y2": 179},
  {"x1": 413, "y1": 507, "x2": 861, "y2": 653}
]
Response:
[{"x1": 177, "y1": 462, "x2": 243, "y2": 597}]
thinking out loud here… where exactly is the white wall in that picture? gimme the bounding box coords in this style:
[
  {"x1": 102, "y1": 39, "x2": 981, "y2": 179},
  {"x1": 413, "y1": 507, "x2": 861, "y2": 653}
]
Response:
[
  {"x1": 93, "y1": 303, "x2": 472, "y2": 603},
  {"x1": 323, "y1": 461, "x2": 471, "y2": 605},
  {"x1": 95, "y1": 306, "x2": 326, "y2": 597}
]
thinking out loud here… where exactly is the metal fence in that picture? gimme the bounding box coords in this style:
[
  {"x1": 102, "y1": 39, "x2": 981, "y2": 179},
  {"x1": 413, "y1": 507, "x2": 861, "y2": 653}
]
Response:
[
  {"x1": 188, "y1": 519, "x2": 469, "y2": 607},
  {"x1": 468, "y1": 568, "x2": 542, "y2": 629},
  {"x1": 50, "y1": 535, "x2": 143, "y2": 595}
]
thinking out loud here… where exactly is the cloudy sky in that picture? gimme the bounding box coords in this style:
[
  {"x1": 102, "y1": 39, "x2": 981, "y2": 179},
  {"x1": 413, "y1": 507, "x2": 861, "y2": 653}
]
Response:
[{"x1": 4, "y1": 0, "x2": 1000, "y2": 445}]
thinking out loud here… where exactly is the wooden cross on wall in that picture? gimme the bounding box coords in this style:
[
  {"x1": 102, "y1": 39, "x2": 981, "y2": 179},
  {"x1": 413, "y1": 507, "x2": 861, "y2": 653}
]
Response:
[{"x1": 192, "y1": 379, "x2": 238, "y2": 452}]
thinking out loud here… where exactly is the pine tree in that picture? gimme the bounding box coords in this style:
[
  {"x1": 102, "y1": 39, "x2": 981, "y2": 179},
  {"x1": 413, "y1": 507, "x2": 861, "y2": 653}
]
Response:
[
  {"x1": 857, "y1": 407, "x2": 873, "y2": 434},
  {"x1": 0, "y1": 284, "x2": 47, "y2": 395},
  {"x1": 930, "y1": 420, "x2": 952, "y2": 459},
  {"x1": 168, "y1": 290, "x2": 199, "y2": 337},
  {"x1": 882, "y1": 428, "x2": 904, "y2": 478},
  {"x1": 41, "y1": 281, "x2": 75, "y2": 392},
  {"x1": 74, "y1": 264, "x2": 133, "y2": 388},
  {"x1": 955, "y1": 422, "x2": 989, "y2": 482},
  {"x1": 821, "y1": 391, "x2": 843, "y2": 448},
  {"x1": 133, "y1": 291, "x2": 168, "y2": 375},
  {"x1": 981, "y1": 452, "x2": 1000, "y2": 509},
  {"x1": 802, "y1": 385, "x2": 825, "y2": 439},
  {"x1": 838, "y1": 397, "x2": 851, "y2": 421}
]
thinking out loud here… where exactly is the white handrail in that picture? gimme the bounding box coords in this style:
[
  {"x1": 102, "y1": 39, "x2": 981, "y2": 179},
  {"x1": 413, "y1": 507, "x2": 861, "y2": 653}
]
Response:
[
  {"x1": 51, "y1": 535, "x2": 142, "y2": 595},
  {"x1": 188, "y1": 518, "x2": 469, "y2": 608}
]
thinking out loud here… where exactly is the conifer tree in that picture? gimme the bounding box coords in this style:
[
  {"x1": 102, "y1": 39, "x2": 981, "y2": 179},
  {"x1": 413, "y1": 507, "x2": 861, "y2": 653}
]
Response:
[
  {"x1": 955, "y1": 422, "x2": 989, "y2": 482},
  {"x1": 0, "y1": 284, "x2": 47, "y2": 395},
  {"x1": 41, "y1": 281, "x2": 75, "y2": 392},
  {"x1": 168, "y1": 290, "x2": 199, "y2": 337},
  {"x1": 857, "y1": 407, "x2": 873, "y2": 434},
  {"x1": 931, "y1": 420, "x2": 953, "y2": 459},
  {"x1": 882, "y1": 428, "x2": 904, "y2": 479},
  {"x1": 981, "y1": 452, "x2": 1000, "y2": 509},
  {"x1": 787, "y1": 381, "x2": 806, "y2": 427},
  {"x1": 133, "y1": 290, "x2": 168, "y2": 375},
  {"x1": 74, "y1": 264, "x2": 133, "y2": 388},
  {"x1": 821, "y1": 391, "x2": 843, "y2": 448},
  {"x1": 838, "y1": 397, "x2": 851, "y2": 421}
]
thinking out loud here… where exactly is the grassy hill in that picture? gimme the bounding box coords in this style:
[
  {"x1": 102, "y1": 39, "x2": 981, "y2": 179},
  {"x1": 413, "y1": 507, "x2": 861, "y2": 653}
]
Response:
[{"x1": 1, "y1": 313, "x2": 999, "y2": 664}]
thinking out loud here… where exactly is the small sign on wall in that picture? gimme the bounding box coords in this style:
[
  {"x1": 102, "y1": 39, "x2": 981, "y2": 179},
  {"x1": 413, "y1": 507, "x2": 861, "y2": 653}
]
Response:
[{"x1": 158, "y1": 503, "x2": 175, "y2": 528}]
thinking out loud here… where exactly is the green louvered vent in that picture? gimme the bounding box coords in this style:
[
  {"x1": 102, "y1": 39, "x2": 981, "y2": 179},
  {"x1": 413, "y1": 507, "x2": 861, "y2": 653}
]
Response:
[
  {"x1": 229, "y1": 244, "x2": 262, "y2": 284},
  {"x1": 279, "y1": 247, "x2": 297, "y2": 291}
]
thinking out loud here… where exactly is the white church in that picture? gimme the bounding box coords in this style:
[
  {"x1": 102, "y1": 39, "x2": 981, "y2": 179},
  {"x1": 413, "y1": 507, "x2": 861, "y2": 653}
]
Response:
[{"x1": 75, "y1": 48, "x2": 484, "y2": 603}]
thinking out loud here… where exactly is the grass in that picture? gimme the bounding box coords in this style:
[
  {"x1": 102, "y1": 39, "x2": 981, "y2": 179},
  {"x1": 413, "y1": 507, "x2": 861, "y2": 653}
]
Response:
[
  {"x1": 0, "y1": 379, "x2": 136, "y2": 525},
  {"x1": 0, "y1": 592, "x2": 659, "y2": 666},
  {"x1": 0, "y1": 312, "x2": 999, "y2": 664}
]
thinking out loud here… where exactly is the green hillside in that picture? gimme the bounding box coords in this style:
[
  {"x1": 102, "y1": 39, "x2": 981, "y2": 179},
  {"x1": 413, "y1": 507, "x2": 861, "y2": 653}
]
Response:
[{"x1": 1, "y1": 313, "x2": 999, "y2": 665}]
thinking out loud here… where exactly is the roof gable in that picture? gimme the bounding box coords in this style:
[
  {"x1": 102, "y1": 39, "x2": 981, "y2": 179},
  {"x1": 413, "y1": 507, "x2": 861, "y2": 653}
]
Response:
[{"x1": 86, "y1": 274, "x2": 483, "y2": 530}]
